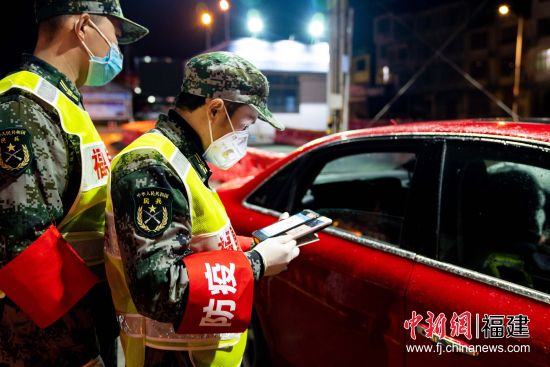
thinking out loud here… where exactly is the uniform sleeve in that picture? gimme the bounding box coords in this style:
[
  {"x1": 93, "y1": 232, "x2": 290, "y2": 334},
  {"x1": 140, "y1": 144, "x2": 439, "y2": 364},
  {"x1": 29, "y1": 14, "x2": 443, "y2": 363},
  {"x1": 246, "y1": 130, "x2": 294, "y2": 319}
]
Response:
[
  {"x1": 110, "y1": 151, "x2": 190, "y2": 323},
  {"x1": 0, "y1": 94, "x2": 70, "y2": 267},
  {"x1": 111, "y1": 151, "x2": 264, "y2": 325}
]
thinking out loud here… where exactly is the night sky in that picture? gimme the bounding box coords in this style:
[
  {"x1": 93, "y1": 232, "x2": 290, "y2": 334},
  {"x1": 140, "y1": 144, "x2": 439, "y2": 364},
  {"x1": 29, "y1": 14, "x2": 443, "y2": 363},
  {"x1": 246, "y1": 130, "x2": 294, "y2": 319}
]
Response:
[
  {"x1": 123, "y1": 0, "x2": 327, "y2": 57},
  {"x1": 0, "y1": 0, "x2": 444, "y2": 77}
]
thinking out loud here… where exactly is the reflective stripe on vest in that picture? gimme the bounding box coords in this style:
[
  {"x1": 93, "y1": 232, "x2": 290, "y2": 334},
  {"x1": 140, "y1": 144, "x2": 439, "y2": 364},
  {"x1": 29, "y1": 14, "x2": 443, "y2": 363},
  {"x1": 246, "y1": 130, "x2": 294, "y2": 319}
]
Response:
[
  {"x1": 105, "y1": 132, "x2": 244, "y2": 367},
  {"x1": 0, "y1": 71, "x2": 109, "y2": 266}
]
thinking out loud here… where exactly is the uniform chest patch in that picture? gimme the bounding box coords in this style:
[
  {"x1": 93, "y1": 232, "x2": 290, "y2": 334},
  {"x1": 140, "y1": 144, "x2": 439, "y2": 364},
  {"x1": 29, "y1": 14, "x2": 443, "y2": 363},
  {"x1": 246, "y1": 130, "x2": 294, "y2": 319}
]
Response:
[
  {"x1": 134, "y1": 188, "x2": 173, "y2": 238},
  {"x1": 0, "y1": 128, "x2": 33, "y2": 176}
]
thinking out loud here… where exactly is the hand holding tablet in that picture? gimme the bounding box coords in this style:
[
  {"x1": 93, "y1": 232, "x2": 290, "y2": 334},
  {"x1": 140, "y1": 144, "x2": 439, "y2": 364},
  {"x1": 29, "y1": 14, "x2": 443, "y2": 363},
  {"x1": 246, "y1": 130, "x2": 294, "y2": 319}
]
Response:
[{"x1": 252, "y1": 209, "x2": 332, "y2": 246}]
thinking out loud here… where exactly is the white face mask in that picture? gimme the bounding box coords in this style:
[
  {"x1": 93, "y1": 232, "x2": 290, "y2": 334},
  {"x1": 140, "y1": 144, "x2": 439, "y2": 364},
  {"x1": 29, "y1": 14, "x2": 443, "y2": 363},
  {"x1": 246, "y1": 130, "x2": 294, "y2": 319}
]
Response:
[{"x1": 203, "y1": 106, "x2": 249, "y2": 170}]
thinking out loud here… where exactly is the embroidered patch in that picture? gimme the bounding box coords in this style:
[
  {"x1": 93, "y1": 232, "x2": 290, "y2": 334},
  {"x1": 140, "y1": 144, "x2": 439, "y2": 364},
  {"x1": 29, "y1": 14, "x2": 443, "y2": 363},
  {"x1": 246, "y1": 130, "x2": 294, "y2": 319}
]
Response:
[
  {"x1": 134, "y1": 188, "x2": 173, "y2": 238},
  {"x1": 0, "y1": 128, "x2": 33, "y2": 176}
]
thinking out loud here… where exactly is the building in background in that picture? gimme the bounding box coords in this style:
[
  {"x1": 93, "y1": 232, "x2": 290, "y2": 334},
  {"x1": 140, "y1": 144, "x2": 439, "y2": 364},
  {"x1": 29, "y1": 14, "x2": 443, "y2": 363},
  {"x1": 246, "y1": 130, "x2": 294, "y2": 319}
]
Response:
[
  {"x1": 348, "y1": 52, "x2": 390, "y2": 129},
  {"x1": 526, "y1": 0, "x2": 550, "y2": 116},
  {"x1": 362, "y1": 0, "x2": 549, "y2": 121}
]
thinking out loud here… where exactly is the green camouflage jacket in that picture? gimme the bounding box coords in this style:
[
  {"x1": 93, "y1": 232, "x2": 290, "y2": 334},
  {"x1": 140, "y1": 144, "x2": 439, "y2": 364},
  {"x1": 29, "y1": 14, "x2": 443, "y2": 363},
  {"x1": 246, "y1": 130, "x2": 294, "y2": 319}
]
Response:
[
  {"x1": 0, "y1": 55, "x2": 107, "y2": 367},
  {"x1": 110, "y1": 109, "x2": 264, "y2": 325}
]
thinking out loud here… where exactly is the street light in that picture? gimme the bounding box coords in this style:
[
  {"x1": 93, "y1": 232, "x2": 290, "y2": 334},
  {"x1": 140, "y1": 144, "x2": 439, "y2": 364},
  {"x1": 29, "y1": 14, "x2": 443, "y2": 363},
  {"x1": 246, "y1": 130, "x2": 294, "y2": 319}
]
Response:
[
  {"x1": 219, "y1": 0, "x2": 230, "y2": 11},
  {"x1": 247, "y1": 11, "x2": 264, "y2": 36},
  {"x1": 201, "y1": 12, "x2": 212, "y2": 26},
  {"x1": 498, "y1": 3, "x2": 523, "y2": 120},
  {"x1": 308, "y1": 14, "x2": 325, "y2": 40},
  {"x1": 200, "y1": 11, "x2": 213, "y2": 49},
  {"x1": 498, "y1": 4, "x2": 510, "y2": 16},
  {"x1": 219, "y1": 0, "x2": 230, "y2": 42}
]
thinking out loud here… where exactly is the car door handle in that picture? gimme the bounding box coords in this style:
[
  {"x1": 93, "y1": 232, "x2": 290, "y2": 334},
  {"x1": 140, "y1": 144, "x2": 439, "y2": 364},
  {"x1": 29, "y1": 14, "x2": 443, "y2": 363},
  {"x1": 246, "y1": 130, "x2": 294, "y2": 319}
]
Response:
[{"x1": 415, "y1": 324, "x2": 480, "y2": 357}]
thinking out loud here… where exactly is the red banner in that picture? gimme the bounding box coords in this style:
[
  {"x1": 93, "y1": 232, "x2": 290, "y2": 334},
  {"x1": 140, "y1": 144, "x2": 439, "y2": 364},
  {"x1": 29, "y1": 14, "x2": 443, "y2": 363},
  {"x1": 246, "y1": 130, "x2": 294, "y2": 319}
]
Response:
[
  {"x1": 0, "y1": 225, "x2": 99, "y2": 328},
  {"x1": 178, "y1": 250, "x2": 254, "y2": 334}
]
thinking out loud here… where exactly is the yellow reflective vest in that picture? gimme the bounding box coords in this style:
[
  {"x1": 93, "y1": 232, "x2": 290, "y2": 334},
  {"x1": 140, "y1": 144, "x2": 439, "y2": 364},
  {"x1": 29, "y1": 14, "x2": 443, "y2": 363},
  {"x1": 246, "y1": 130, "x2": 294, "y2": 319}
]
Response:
[
  {"x1": 105, "y1": 132, "x2": 247, "y2": 367},
  {"x1": 0, "y1": 70, "x2": 109, "y2": 267}
]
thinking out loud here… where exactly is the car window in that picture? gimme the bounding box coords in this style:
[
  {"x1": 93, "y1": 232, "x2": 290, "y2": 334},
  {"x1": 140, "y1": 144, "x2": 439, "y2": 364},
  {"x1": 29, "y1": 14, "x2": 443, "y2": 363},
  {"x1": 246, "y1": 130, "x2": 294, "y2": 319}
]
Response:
[
  {"x1": 246, "y1": 158, "x2": 302, "y2": 213},
  {"x1": 300, "y1": 152, "x2": 417, "y2": 246},
  {"x1": 246, "y1": 139, "x2": 442, "y2": 252},
  {"x1": 440, "y1": 142, "x2": 550, "y2": 295}
]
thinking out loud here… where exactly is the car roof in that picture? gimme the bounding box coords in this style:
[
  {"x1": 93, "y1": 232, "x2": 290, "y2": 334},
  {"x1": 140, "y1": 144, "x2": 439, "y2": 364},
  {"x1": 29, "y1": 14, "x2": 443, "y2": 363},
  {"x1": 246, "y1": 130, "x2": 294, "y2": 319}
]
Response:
[{"x1": 296, "y1": 120, "x2": 550, "y2": 153}]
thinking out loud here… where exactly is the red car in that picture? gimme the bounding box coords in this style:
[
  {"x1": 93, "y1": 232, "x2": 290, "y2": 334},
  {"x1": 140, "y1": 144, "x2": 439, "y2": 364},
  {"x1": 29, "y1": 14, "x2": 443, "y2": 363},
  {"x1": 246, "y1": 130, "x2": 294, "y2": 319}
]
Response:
[{"x1": 218, "y1": 121, "x2": 550, "y2": 367}]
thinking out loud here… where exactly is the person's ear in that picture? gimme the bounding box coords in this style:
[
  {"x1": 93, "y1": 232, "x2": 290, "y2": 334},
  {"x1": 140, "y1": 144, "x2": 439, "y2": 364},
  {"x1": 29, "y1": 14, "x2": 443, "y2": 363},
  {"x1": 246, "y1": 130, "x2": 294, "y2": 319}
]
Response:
[
  {"x1": 207, "y1": 98, "x2": 225, "y2": 124},
  {"x1": 74, "y1": 13, "x2": 91, "y2": 42}
]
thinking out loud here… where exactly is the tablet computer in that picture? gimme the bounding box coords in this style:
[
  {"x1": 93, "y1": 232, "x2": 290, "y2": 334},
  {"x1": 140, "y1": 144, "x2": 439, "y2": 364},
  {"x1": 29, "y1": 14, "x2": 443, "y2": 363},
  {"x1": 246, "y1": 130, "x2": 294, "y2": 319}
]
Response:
[{"x1": 252, "y1": 209, "x2": 332, "y2": 246}]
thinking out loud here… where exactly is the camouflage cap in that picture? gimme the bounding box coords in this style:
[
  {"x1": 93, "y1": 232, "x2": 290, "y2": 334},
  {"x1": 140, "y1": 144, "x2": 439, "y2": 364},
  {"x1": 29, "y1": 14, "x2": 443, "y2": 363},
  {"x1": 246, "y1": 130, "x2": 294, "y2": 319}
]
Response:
[
  {"x1": 180, "y1": 51, "x2": 284, "y2": 130},
  {"x1": 35, "y1": 0, "x2": 149, "y2": 44}
]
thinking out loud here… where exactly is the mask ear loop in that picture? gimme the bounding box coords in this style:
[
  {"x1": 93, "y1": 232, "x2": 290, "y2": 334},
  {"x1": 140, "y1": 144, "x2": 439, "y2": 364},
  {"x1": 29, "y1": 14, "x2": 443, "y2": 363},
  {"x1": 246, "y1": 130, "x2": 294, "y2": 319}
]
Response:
[
  {"x1": 88, "y1": 19, "x2": 118, "y2": 49},
  {"x1": 207, "y1": 102, "x2": 234, "y2": 144},
  {"x1": 75, "y1": 20, "x2": 95, "y2": 58},
  {"x1": 77, "y1": 19, "x2": 118, "y2": 58},
  {"x1": 223, "y1": 104, "x2": 236, "y2": 133},
  {"x1": 207, "y1": 112, "x2": 215, "y2": 146}
]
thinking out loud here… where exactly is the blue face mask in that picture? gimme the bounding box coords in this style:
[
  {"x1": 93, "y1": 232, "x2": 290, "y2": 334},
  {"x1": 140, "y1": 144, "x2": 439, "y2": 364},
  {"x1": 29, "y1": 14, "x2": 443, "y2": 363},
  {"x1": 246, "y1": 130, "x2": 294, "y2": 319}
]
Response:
[{"x1": 80, "y1": 20, "x2": 123, "y2": 87}]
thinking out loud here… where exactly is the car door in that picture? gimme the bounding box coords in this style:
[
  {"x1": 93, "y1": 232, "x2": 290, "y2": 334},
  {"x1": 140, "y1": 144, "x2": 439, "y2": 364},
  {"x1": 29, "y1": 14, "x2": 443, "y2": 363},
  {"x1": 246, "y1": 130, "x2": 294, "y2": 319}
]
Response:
[
  {"x1": 405, "y1": 138, "x2": 550, "y2": 367},
  {"x1": 239, "y1": 137, "x2": 442, "y2": 366}
]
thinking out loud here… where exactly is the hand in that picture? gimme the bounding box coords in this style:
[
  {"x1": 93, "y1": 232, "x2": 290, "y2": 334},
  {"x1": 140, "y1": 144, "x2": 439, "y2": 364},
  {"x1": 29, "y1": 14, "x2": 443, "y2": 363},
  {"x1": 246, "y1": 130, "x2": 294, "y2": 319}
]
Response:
[{"x1": 253, "y1": 235, "x2": 300, "y2": 276}]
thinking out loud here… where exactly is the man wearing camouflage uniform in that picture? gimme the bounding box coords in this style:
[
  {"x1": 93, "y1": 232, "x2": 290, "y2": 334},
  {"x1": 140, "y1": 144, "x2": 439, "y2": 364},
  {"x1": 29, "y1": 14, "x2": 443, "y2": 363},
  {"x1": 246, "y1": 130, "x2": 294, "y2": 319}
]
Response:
[
  {"x1": 105, "y1": 51, "x2": 300, "y2": 367},
  {"x1": 0, "y1": 1, "x2": 147, "y2": 366}
]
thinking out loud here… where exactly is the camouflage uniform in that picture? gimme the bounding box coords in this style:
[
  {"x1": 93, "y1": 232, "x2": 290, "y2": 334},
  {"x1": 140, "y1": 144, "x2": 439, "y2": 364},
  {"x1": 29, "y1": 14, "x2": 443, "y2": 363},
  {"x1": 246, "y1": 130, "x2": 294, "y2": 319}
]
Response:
[
  {"x1": 0, "y1": 1, "x2": 147, "y2": 366},
  {"x1": 110, "y1": 111, "x2": 263, "y2": 365},
  {"x1": 108, "y1": 52, "x2": 282, "y2": 366},
  {"x1": 0, "y1": 55, "x2": 112, "y2": 367}
]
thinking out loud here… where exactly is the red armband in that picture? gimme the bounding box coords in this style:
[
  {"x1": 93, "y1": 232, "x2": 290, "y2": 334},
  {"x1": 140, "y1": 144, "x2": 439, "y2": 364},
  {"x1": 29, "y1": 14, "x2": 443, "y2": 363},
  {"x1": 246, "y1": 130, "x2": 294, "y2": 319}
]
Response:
[
  {"x1": 178, "y1": 250, "x2": 254, "y2": 334},
  {"x1": 237, "y1": 235, "x2": 253, "y2": 252},
  {"x1": 0, "y1": 225, "x2": 99, "y2": 328}
]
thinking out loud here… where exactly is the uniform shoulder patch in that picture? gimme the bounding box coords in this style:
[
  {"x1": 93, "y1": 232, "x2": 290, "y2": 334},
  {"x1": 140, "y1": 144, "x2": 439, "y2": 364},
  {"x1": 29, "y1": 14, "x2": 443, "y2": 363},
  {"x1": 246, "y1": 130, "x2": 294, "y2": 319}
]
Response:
[
  {"x1": 0, "y1": 128, "x2": 33, "y2": 176},
  {"x1": 134, "y1": 188, "x2": 173, "y2": 238}
]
